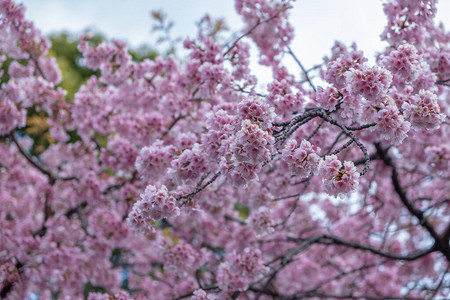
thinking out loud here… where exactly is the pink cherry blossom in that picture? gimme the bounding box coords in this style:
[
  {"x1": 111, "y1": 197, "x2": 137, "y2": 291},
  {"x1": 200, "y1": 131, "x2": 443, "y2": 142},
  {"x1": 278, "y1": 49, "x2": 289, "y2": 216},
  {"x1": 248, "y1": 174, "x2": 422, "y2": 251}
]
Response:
[
  {"x1": 281, "y1": 139, "x2": 321, "y2": 178},
  {"x1": 402, "y1": 90, "x2": 446, "y2": 130},
  {"x1": 319, "y1": 155, "x2": 360, "y2": 196}
]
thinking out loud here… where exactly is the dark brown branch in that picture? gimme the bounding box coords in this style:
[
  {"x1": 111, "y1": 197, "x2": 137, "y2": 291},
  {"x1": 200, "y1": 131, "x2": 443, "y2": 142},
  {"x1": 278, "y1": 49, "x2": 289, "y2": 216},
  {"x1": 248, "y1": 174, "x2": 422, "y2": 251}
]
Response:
[
  {"x1": 279, "y1": 116, "x2": 315, "y2": 146},
  {"x1": 65, "y1": 201, "x2": 88, "y2": 218},
  {"x1": 103, "y1": 171, "x2": 138, "y2": 195},
  {"x1": 275, "y1": 178, "x2": 311, "y2": 227},
  {"x1": 145, "y1": 75, "x2": 157, "y2": 89},
  {"x1": 166, "y1": 115, "x2": 184, "y2": 133},
  {"x1": 436, "y1": 78, "x2": 450, "y2": 87},
  {"x1": 252, "y1": 232, "x2": 435, "y2": 299},
  {"x1": 224, "y1": 214, "x2": 246, "y2": 225},
  {"x1": 10, "y1": 133, "x2": 76, "y2": 183},
  {"x1": 223, "y1": 4, "x2": 291, "y2": 57},
  {"x1": 0, "y1": 259, "x2": 24, "y2": 299},
  {"x1": 330, "y1": 138, "x2": 353, "y2": 155},
  {"x1": 346, "y1": 123, "x2": 377, "y2": 130},
  {"x1": 353, "y1": 152, "x2": 379, "y2": 166},
  {"x1": 10, "y1": 132, "x2": 56, "y2": 184},
  {"x1": 325, "y1": 131, "x2": 345, "y2": 155},
  {"x1": 273, "y1": 109, "x2": 372, "y2": 175},
  {"x1": 310, "y1": 234, "x2": 435, "y2": 261},
  {"x1": 178, "y1": 172, "x2": 221, "y2": 206},
  {"x1": 376, "y1": 144, "x2": 450, "y2": 262},
  {"x1": 286, "y1": 46, "x2": 316, "y2": 92},
  {"x1": 443, "y1": 223, "x2": 450, "y2": 245},
  {"x1": 257, "y1": 235, "x2": 323, "y2": 289},
  {"x1": 305, "y1": 262, "x2": 380, "y2": 294},
  {"x1": 319, "y1": 112, "x2": 371, "y2": 175},
  {"x1": 307, "y1": 119, "x2": 325, "y2": 141}
]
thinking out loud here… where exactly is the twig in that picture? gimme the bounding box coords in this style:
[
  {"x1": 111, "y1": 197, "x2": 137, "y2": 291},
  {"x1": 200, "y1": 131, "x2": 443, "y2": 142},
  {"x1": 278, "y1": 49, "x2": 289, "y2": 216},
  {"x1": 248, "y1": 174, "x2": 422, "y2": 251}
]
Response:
[
  {"x1": 286, "y1": 46, "x2": 316, "y2": 92},
  {"x1": 376, "y1": 144, "x2": 450, "y2": 262},
  {"x1": 306, "y1": 119, "x2": 325, "y2": 141},
  {"x1": 178, "y1": 172, "x2": 221, "y2": 206},
  {"x1": 275, "y1": 179, "x2": 311, "y2": 227},
  {"x1": 223, "y1": 4, "x2": 291, "y2": 57},
  {"x1": 330, "y1": 138, "x2": 353, "y2": 155},
  {"x1": 10, "y1": 132, "x2": 56, "y2": 184},
  {"x1": 436, "y1": 78, "x2": 450, "y2": 87}
]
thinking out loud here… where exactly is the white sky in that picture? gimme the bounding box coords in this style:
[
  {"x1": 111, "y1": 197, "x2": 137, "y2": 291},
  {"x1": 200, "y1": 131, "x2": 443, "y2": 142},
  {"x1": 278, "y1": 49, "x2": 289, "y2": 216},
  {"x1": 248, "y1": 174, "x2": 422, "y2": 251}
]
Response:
[{"x1": 19, "y1": 0, "x2": 450, "y2": 85}]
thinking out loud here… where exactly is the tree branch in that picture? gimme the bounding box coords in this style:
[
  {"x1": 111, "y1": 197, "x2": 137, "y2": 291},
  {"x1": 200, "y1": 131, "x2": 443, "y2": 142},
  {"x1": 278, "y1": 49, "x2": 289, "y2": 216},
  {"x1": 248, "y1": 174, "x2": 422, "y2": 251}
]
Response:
[
  {"x1": 375, "y1": 143, "x2": 450, "y2": 262},
  {"x1": 10, "y1": 132, "x2": 56, "y2": 184},
  {"x1": 286, "y1": 46, "x2": 316, "y2": 92}
]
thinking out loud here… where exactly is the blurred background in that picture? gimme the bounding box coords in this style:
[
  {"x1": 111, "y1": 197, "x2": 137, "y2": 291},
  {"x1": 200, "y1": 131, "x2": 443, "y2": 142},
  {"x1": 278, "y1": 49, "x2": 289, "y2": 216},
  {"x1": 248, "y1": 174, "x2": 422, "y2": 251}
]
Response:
[{"x1": 19, "y1": 0, "x2": 450, "y2": 60}]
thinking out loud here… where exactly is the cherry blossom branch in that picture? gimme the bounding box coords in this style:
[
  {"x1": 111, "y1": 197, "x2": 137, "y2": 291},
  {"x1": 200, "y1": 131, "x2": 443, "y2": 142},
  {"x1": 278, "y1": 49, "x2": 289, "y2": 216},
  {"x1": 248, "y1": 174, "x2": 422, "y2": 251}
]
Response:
[
  {"x1": 272, "y1": 188, "x2": 308, "y2": 201},
  {"x1": 325, "y1": 131, "x2": 345, "y2": 154},
  {"x1": 10, "y1": 132, "x2": 56, "y2": 184},
  {"x1": 256, "y1": 232, "x2": 436, "y2": 297},
  {"x1": 330, "y1": 138, "x2": 354, "y2": 155},
  {"x1": 306, "y1": 64, "x2": 323, "y2": 73},
  {"x1": 436, "y1": 78, "x2": 450, "y2": 87},
  {"x1": 306, "y1": 119, "x2": 325, "y2": 141},
  {"x1": 353, "y1": 152, "x2": 379, "y2": 166},
  {"x1": 11, "y1": 132, "x2": 78, "y2": 238},
  {"x1": 224, "y1": 214, "x2": 246, "y2": 225},
  {"x1": 0, "y1": 259, "x2": 24, "y2": 299},
  {"x1": 310, "y1": 234, "x2": 435, "y2": 261},
  {"x1": 319, "y1": 112, "x2": 371, "y2": 175},
  {"x1": 64, "y1": 201, "x2": 88, "y2": 218},
  {"x1": 274, "y1": 108, "x2": 372, "y2": 174},
  {"x1": 10, "y1": 132, "x2": 77, "y2": 183},
  {"x1": 103, "y1": 171, "x2": 139, "y2": 194},
  {"x1": 30, "y1": 55, "x2": 46, "y2": 80},
  {"x1": 48, "y1": 172, "x2": 139, "y2": 237},
  {"x1": 166, "y1": 114, "x2": 184, "y2": 133},
  {"x1": 273, "y1": 108, "x2": 321, "y2": 144},
  {"x1": 223, "y1": 3, "x2": 291, "y2": 57},
  {"x1": 178, "y1": 172, "x2": 221, "y2": 205},
  {"x1": 286, "y1": 46, "x2": 317, "y2": 92},
  {"x1": 273, "y1": 107, "x2": 376, "y2": 175},
  {"x1": 249, "y1": 232, "x2": 436, "y2": 299},
  {"x1": 376, "y1": 143, "x2": 450, "y2": 262},
  {"x1": 275, "y1": 178, "x2": 311, "y2": 227},
  {"x1": 279, "y1": 115, "x2": 315, "y2": 144},
  {"x1": 261, "y1": 235, "x2": 324, "y2": 283},
  {"x1": 145, "y1": 75, "x2": 157, "y2": 89},
  {"x1": 304, "y1": 261, "x2": 381, "y2": 294},
  {"x1": 443, "y1": 223, "x2": 450, "y2": 246},
  {"x1": 346, "y1": 123, "x2": 377, "y2": 130}
]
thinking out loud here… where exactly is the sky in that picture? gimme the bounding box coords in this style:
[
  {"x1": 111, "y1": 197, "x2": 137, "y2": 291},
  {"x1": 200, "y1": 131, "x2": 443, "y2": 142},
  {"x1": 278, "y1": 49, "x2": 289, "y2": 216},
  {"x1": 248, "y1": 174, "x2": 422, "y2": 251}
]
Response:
[{"x1": 18, "y1": 0, "x2": 450, "y2": 84}]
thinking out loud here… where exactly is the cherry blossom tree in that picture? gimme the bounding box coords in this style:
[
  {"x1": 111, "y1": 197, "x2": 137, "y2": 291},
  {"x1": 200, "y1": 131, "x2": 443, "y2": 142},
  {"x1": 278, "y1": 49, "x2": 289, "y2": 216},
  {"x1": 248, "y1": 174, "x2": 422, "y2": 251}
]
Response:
[{"x1": 1, "y1": 0, "x2": 449, "y2": 299}]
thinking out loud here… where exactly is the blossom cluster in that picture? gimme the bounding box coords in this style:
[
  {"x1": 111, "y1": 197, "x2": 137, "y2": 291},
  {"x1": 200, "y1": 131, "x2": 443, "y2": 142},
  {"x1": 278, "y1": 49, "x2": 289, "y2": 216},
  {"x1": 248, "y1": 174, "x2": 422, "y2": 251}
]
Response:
[
  {"x1": 127, "y1": 185, "x2": 179, "y2": 233},
  {"x1": 235, "y1": 0, "x2": 294, "y2": 66},
  {"x1": 217, "y1": 248, "x2": 268, "y2": 292},
  {"x1": 402, "y1": 90, "x2": 446, "y2": 130},
  {"x1": 318, "y1": 155, "x2": 360, "y2": 197},
  {"x1": 281, "y1": 139, "x2": 321, "y2": 178},
  {"x1": 135, "y1": 140, "x2": 176, "y2": 181}
]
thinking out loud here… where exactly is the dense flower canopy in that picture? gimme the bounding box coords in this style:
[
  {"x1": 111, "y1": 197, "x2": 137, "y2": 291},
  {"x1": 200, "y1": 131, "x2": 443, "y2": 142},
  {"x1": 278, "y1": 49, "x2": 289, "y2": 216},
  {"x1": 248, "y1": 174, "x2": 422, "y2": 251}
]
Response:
[{"x1": 0, "y1": 0, "x2": 449, "y2": 299}]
